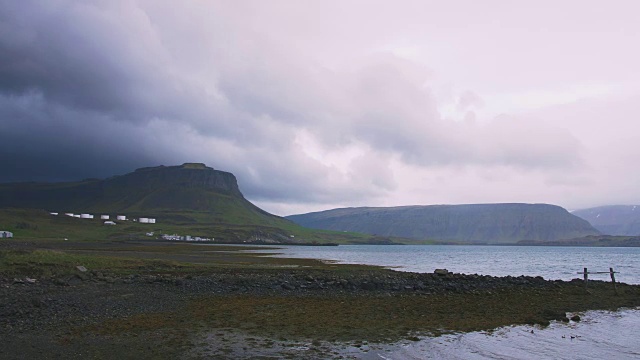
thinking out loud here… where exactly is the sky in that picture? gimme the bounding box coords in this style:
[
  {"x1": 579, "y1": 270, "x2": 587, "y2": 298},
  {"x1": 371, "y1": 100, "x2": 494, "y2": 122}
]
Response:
[{"x1": 1, "y1": 1, "x2": 640, "y2": 216}]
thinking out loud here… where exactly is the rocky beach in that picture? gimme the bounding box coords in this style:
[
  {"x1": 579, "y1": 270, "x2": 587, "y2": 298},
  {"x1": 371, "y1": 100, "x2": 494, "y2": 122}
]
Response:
[{"x1": 1, "y1": 240, "x2": 639, "y2": 359}]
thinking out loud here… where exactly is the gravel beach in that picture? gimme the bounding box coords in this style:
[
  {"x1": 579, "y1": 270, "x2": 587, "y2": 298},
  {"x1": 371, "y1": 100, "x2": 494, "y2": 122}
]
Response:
[
  {"x1": 1, "y1": 241, "x2": 639, "y2": 359},
  {"x1": 2, "y1": 267, "x2": 640, "y2": 359}
]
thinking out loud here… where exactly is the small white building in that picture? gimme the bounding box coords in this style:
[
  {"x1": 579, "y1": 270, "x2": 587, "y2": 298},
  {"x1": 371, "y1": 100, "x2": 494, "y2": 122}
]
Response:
[
  {"x1": 104, "y1": 221, "x2": 116, "y2": 225},
  {"x1": 50, "y1": 212, "x2": 59, "y2": 216},
  {"x1": 116, "y1": 215, "x2": 126, "y2": 221},
  {"x1": 149, "y1": 218, "x2": 156, "y2": 224},
  {"x1": 100, "y1": 215, "x2": 109, "y2": 220},
  {"x1": 73, "y1": 215, "x2": 81, "y2": 218},
  {"x1": 0, "y1": 231, "x2": 13, "y2": 238},
  {"x1": 65, "y1": 213, "x2": 74, "y2": 217},
  {"x1": 80, "y1": 214, "x2": 94, "y2": 219},
  {"x1": 139, "y1": 218, "x2": 150, "y2": 223}
]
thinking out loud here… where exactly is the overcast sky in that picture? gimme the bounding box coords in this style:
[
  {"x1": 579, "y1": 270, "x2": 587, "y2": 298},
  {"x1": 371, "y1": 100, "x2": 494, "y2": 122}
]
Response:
[{"x1": 1, "y1": 1, "x2": 639, "y2": 215}]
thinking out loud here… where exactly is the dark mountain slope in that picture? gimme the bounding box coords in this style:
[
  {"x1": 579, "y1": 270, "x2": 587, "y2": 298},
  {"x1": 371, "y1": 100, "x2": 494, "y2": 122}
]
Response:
[
  {"x1": 573, "y1": 205, "x2": 640, "y2": 236},
  {"x1": 0, "y1": 163, "x2": 279, "y2": 226},
  {"x1": 0, "y1": 163, "x2": 406, "y2": 244},
  {"x1": 287, "y1": 203, "x2": 600, "y2": 243}
]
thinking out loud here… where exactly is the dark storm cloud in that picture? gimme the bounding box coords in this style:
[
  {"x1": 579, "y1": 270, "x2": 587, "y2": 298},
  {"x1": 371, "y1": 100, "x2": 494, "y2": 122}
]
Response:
[
  {"x1": 0, "y1": 1, "x2": 352, "y2": 200},
  {"x1": 0, "y1": 2, "x2": 158, "y2": 182},
  {"x1": 0, "y1": 2, "x2": 228, "y2": 130},
  {"x1": 0, "y1": 2, "x2": 143, "y2": 117},
  {"x1": 1, "y1": 1, "x2": 614, "y2": 214},
  {"x1": 0, "y1": 2, "x2": 223, "y2": 183},
  {"x1": 0, "y1": 91, "x2": 157, "y2": 182}
]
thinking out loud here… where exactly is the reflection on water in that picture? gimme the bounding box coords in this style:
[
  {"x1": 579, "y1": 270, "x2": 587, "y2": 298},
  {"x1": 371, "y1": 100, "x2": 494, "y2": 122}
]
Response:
[
  {"x1": 380, "y1": 309, "x2": 640, "y2": 360},
  {"x1": 193, "y1": 308, "x2": 640, "y2": 359}
]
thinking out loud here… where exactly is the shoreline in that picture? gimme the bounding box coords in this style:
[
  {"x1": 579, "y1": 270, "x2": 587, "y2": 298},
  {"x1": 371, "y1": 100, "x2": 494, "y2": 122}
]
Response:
[{"x1": 1, "y1": 240, "x2": 640, "y2": 359}]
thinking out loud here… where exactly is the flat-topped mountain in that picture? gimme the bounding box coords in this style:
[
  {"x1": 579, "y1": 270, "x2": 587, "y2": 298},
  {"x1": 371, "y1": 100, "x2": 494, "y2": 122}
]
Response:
[
  {"x1": 573, "y1": 205, "x2": 640, "y2": 236},
  {"x1": 0, "y1": 163, "x2": 303, "y2": 242},
  {"x1": 0, "y1": 163, "x2": 248, "y2": 213},
  {"x1": 286, "y1": 203, "x2": 600, "y2": 243},
  {"x1": 0, "y1": 163, "x2": 406, "y2": 244},
  {"x1": 0, "y1": 163, "x2": 301, "y2": 238}
]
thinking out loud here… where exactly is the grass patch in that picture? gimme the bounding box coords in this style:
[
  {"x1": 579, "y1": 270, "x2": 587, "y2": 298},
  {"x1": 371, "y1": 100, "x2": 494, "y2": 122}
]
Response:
[
  {"x1": 0, "y1": 240, "x2": 375, "y2": 277},
  {"x1": 82, "y1": 282, "x2": 640, "y2": 345},
  {"x1": 202, "y1": 286, "x2": 635, "y2": 342},
  {"x1": 0, "y1": 248, "x2": 188, "y2": 277},
  {"x1": 0, "y1": 207, "x2": 419, "y2": 244}
]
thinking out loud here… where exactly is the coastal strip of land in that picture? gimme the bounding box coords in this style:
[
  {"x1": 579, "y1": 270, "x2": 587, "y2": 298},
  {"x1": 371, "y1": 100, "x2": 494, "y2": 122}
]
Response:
[{"x1": 1, "y1": 239, "x2": 639, "y2": 359}]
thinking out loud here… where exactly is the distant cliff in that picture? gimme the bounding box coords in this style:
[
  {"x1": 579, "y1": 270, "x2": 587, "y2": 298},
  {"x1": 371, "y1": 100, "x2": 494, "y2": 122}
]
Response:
[
  {"x1": 573, "y1": 205, "x2": 640, "y2": 236},
  {"x1": 286, "y1": 203, "x2": 600, "y2": 243},
  {"x1": 0, "y1": 163, "x2": 259, "y2": 214},
  {"x1": 0, "y1": 163, "x2": 394, "y2": 244}
]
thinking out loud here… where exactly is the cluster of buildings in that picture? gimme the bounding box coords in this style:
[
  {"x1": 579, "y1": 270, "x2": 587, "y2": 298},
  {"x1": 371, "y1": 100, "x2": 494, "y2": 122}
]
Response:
[
  {"x1": 50, "y1": 212, "x2": 156, "y2": 225},
  {"x1": 3, "y1": 213, "x2": 161, "y2": 239},
  {"x1": 160, "y1": 234, "x2": 214, "y2": 242}
]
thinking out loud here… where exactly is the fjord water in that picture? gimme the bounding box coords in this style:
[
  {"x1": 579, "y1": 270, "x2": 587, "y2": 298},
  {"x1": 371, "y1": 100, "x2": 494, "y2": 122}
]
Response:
[
  {"x1": 257, "y1": 245, "x2": 640, "y2": 284},
  {"x1": 253, "y1": 245, "x2": 640, "y2": 359},
  {"x1": 380, "y1": 309, "x2": 640, "y2": 360}
]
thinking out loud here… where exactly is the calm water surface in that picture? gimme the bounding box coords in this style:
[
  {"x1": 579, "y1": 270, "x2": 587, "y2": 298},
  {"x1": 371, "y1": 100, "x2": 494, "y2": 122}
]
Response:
[
  {"x1": 253, "y1": 245, "x2": 640, "y2": 284},
  {"x1": 377, "y1": 309, "x2": 640, "y2": 360}
]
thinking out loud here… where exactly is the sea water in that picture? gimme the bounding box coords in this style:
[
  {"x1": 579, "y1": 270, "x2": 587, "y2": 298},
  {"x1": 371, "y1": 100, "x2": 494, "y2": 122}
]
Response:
[
  {"x1": 253, "y1": 245, "x2": 640, "y2": 284},
  {"x1": 248, "y1": 245, "x2": 640, "y2": 359},
  {"x1": 375, "y1": 309, "x2": 640, "y2": 360}
]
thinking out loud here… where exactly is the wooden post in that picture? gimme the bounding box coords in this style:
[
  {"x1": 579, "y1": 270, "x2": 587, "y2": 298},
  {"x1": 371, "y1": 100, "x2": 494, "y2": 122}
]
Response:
[
  {"x1": 583, "y1": 267, "x2": 588, "y2": 290},
  {"x1": 610, "y1": 267, "x2": 618, "y2": 295}
]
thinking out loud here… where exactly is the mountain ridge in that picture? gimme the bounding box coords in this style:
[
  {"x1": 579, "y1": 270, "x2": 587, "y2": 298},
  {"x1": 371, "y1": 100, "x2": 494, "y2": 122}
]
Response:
[
  {"x1": 0, "y1": 163, "x2": 248, "y2": 213},
  {"x1": 573, "y1": 205, "x2": 640, "y2": 236},
  {"x1": 0, "y1": 162, "x2": 294, "y2": 235},
  {"x1": 0, "y1": 163, "x2": 393, "y2": 244},
  {"x1": 286, "y1": 203, "x2": 600, "y2": 243}
]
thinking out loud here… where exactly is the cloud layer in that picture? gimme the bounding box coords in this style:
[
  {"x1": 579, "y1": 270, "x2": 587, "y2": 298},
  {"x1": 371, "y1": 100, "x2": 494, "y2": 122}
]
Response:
[{"x1": 1, "y1": 1, "x2": 639, "y2": 214}]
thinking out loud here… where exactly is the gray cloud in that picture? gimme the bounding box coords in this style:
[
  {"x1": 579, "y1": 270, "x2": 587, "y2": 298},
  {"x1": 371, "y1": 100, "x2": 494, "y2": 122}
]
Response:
[
  {"x1": 0, "y1": 91, "x2": 156, "y2": 181},
  {"x1": 0, "y1": 1, "x2": 635, "y2": 215}
]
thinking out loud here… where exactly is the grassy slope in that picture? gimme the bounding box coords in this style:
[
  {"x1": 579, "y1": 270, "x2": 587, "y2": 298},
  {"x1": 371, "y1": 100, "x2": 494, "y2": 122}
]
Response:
[
  {"x1": 0, "y1": 208, "x2": 404, "y2": 244},
  {"x1": 0, "y1": 164, "x2": 407, "y2": 244}
]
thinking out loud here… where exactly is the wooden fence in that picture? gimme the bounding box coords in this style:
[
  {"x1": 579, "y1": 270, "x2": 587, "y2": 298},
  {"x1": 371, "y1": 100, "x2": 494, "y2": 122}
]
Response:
[{"x1": 577, "y1": 267, "x2": 618, "y2": 294}]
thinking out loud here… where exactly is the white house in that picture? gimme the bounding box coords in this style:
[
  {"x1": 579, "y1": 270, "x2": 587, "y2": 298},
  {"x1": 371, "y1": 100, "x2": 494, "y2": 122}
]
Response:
[
  {"x1": 0, "y1": 231, "x2": 13, "y2": 238},
  {"x1": 100, "y1": 215, "x2": 109, "y2": 220},
  {"x1": 149, "y1": 218, "x2": 156, "y2": 224},
  {"x1": 139, "y1": 218, "x2": 150, "y2": 223},
  {"x1": 116, "y1": 215, "x2": 126, "y2": 221},
  {"x1": 50, "y1": 212, "x2": 59, "y2": 216},
  {"x1": 80, "y1": 214, "x2": 94, "y2": 219}
]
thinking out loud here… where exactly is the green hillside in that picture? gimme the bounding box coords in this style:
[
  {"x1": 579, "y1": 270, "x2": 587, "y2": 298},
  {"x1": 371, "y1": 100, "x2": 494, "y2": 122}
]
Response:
[
  {"x1": 286, "y1": 203, "x2": 601, "y2": 244},
  {"x1": 0, "y1": 164, "x2": 379, "y2": 244},
  {"x1": 2, "y1": 163, "x2": 243, "y2": 212}
]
